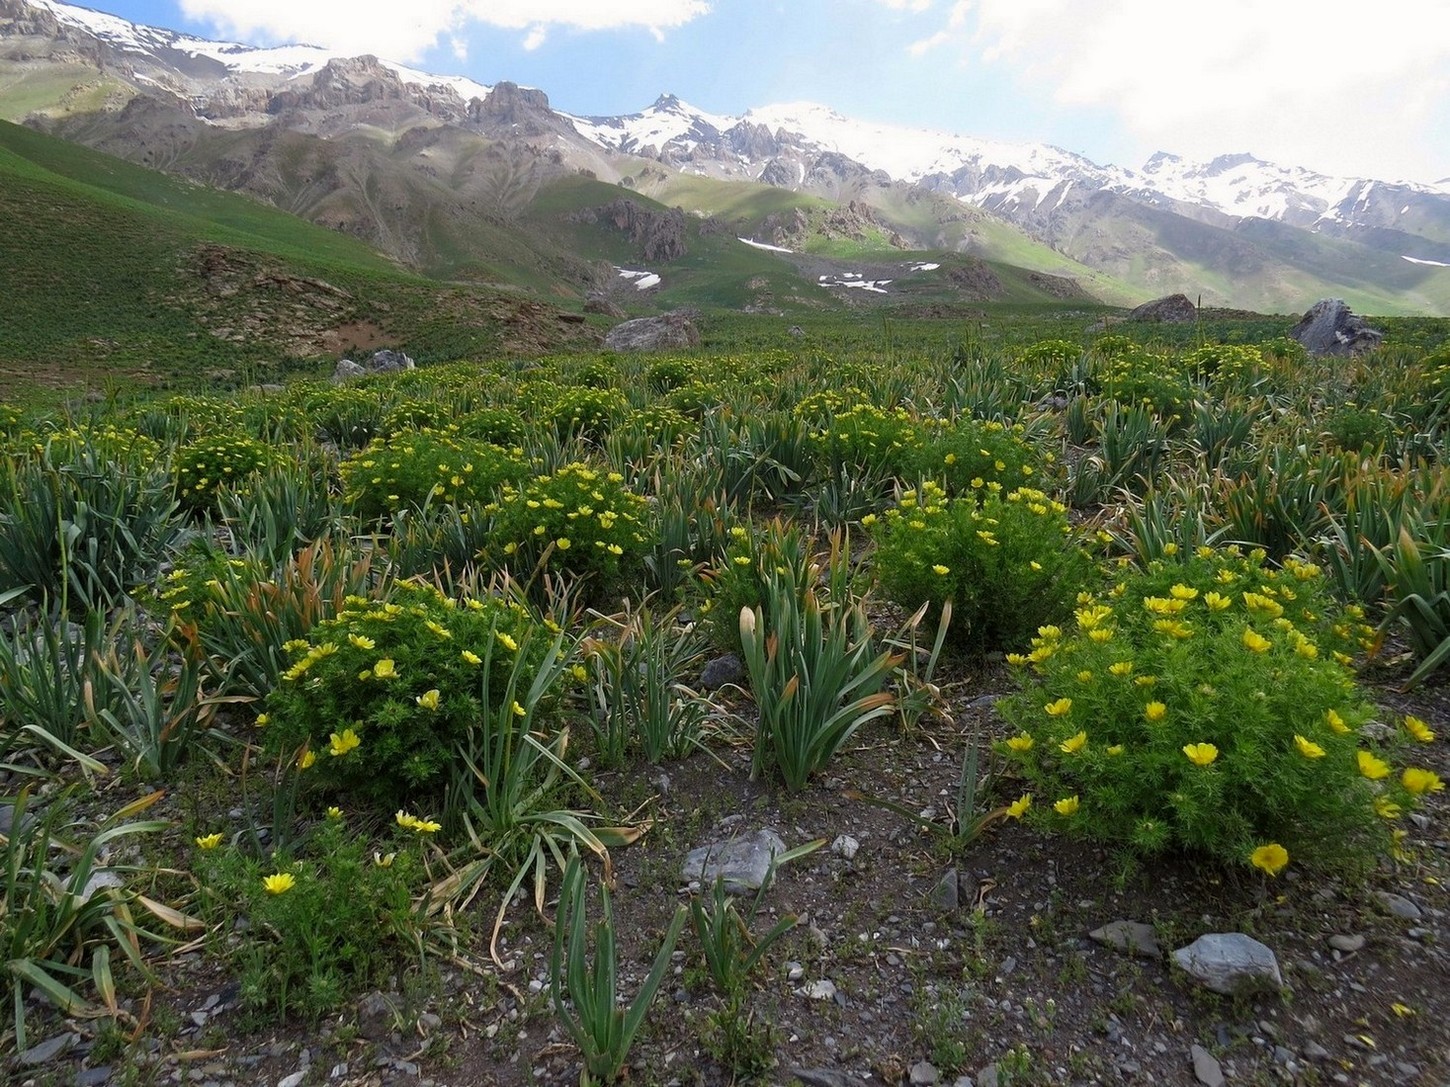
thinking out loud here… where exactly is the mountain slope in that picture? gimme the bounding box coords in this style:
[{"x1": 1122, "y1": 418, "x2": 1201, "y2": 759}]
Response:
[
  {"x1": 0, "y1": 118, "x2": 600, "y2": 382},
  {"x1": 3, "y1": 0, "x2": 1448, "y2": 313}
]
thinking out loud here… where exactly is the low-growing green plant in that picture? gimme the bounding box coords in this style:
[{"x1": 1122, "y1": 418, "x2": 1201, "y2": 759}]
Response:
[
  {"x1": 739, "y1": 586, "x2": 899, "y2": 790},
  {"x1": 2, "y1": 787, "x2": 182, "y2": 1050},
  {"x1": 0, "y1": 434, "x2": 184, "y2": 611},
  {"x1": 191, "y1": 811, "x2": 430, "y2": 1021},
  {"x1": 1378, "y1": 522, "x2": 1450, "y2": 685},
  {"x1": 903, "y1": 415, "x2": 1043, "y2": 496},
  {"x1": 688, "y1": 860, "x2": 807, "y2": 997},
  {"x1": 583, "y1": 606, "x2": 709, "y2": 766},
  {"x1": 700, "y1": 518, "x2": 838, "y2": 653},
  {"x1": 0, "y1": 602, "x2": 109, "y2": 774},
  {"x1": 216, "y1": 453, "x2": 343, "y2": 567},
  {"x1": 263, "y1": 580, "x2": 544, "y2": 806},
  {"x1": 995, "y1": 548, "x2": 1426, "y2": 873},
  {"x1": 870, "y1": 481, "x2": 1092, "y2": 652},
  {"x1": 339, "y1": 429, "x2": 525, "y2": 521},
  {"x1": 549, "y1": 852, "x2": 687, "y2": 1086}
]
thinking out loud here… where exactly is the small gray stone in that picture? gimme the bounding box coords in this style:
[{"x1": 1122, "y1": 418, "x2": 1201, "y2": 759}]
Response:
[
  {"x1": 20, "y1": 1032, "x2": 77, "y2": 1065},
  {"x1": 1191, "y1": 1045, "x2": 1224, "y2": 1087},
  {"x1": 698, "y1": 654, "x2": 744, "y2": 691},
  {"x1": 1303, "y1": 1041, "x2": 1330, "y2": 1061},
  {"x1": 910, "y1": 1060, "x2": 941, "y2": 1085},
  {"x1": 931, "y1": 868, "x2": 960, "y2": 910},
  {"x1": 1173, "y1": 933, "x2": 1283, "y2": 996},
  {"x1": 682, "y1": 829, "x2": 788, "y2": 892},
  {"x1": 831, "y1": 834, "x2": 860, "y2": 861},
  {"x1": 277, "y1": 1073, "x2": 306, "y2": 1087},
  {"x1": 784, "y1": 1069, "x2": 871, "y2": 1087},
  {"x1": 1090, "y1": 920, "x2": 1162, "y2": 958},
  {"x1": 1376, "y1": 892, "x2": 1423, "y2": 920},
  {"x1": 976, "y1": 1065, "x2": 999, "y2": 1087},
  {"x1": 1327, "y1": 934, "x2": 1365, "y2": 953},
  {"x1": 75, "y1": 1066, "x2": 113, "y2": 1087},
  {"x1": 803, "y1": 979, "x2": 837, "y2": 1001}
]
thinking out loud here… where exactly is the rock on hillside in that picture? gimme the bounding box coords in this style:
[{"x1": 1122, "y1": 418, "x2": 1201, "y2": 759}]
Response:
[{"x1": 1289, "y1": 299, "x2": 1383, "y2": 356}]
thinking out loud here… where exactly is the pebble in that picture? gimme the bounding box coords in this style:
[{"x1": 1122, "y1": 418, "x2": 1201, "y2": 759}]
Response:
[
  {"x1": 831, "y1": 835, "x2": 860, "y2": 861},
  {"x1": 277, "y1": 1073, "x2": 305, "y2": 1087},
  {"x1": 1327, "y1": 934, "x2": 1365, "y2": 953},
  {"x1": 1190, "y1": 1045, "x2": 1224, "y2": 1087},
  {"x1": 803, "y1": 979, "x2": 837, "y2": 1000},
  {"x1": 20, "y1": 1032, "x2": 77, "y2": 1066},
  {"x1": 909, "y1": 1061, "x2": 940, "y2": 1085},
  {"x1": 1090, "y1": 920, "x2": 1162, "y2": 958}
]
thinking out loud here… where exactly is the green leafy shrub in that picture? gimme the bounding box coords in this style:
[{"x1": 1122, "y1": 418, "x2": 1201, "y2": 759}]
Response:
[
  {"x1": 1185, "y1": 343, "x2": 1263, "y2": 385},
  {"x1": 338, "y1": 430, "x2": 525, "y2": 521},
  {"x1": 870, "y1": 482, "x2": 1091, "y2": 651},
  {"x1": 174, "y1": 431, "x2": 280, "y2": 512},
  {"x1": 1097, "y1": 349, "x2": 1192, "y2": 421},
  {"x1": 263, "y1": 581, "x2": 546, "y2": 806},
  {"x1": 995, "y1": 548, "x2": 1423, "y2": 873},
  {"x1": 192, "y1": 813, "x2": 428, "y2": 1020},
  {"x1": 455, "y1": 406, "x2": 528, "y2": 446},
  {"x1": 904, "y1": 416, "x2": 1043, "y2": 496},
  {"x1": 803, "y1": 401, "x2": 920, "y2": 477},
  {"x1": 480, "y1": 463, "x2": 653, "y2": 590}
]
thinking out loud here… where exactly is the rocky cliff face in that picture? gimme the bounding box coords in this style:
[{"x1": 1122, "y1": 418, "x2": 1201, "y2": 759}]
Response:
[{"x1": 571, "y1": 198, "x2": 687, "y2": 263}]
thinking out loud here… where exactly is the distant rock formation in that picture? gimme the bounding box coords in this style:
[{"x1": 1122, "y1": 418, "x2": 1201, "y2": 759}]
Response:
[
  {"x1": 603, "y1": 311, "x2": 700, "y2": 352},
  {"x1": 571, "y1": 198, "x2": 687, "y2": 263},
  {"x1": 1290, "y1": 299, "x2": 1383, "y2": 356},
  {"x1": 1127, "y1": 293, "x2": 1198, "y2": 323}
]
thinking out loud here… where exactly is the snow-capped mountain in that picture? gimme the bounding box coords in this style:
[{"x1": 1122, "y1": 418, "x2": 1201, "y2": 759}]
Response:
[{"x1": 4, "y1": 0, "x2": 1449, "y2": 310}]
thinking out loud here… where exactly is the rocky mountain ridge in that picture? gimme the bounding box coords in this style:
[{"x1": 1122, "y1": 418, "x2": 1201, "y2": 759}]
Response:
[{"x1": 4, "y1": 0, "x2": 1449, "y2": 312}]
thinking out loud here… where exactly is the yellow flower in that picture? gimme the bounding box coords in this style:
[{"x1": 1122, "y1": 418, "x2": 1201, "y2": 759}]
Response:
[
  {"x1": 1053, "y1": 795, "x2": 1080, "y2": 816},
  {"x1": 1182, "y1": 742, "x2": 1219, "y2": 767},
  {"x1": 1403, "y1": 715, "x2": 1435, "y2": 743},
  {"x1": 1106, "y1": 744, "x2": 1124, "y2": 756},
  {"x1": 255, "y1": 713, "x2": 270, "y2": 728},
  {"x1": 1109, "y1": 661, "x2": 1134, "y2": 677},
  {"x1": 1144, "y1": 701, "x2": 1167, "y2": 723},
  {"x1": 326, "y1": 806, "x2": 343, "y2": 820},
  {"x1": 1006, "y1": 794, "x2": 1032, "y2": 819},
  {"x1": 373, "y1": 658, "x2": 397, "y2": 679},
  {"x1": 1241, "y1": 629, "x2": 1272, "y2": 653},
  {"x1": 496, "y1": 632, "x2": 519, "y2": 652},
  {"x1": 297, "y1": 749, "x2": 316, "y2": 770},
  {"x1": 932, "y1": 564, "x2": 950, "y2": 576},
  {"x1": 1293, "y1": 734, "x2": 1326, "y2": 759},
  {"x1": 1391, "y1": 1002, "x2": 1416, "y2": 1018},
  {"x1": 1076, "y1": 670, "x2": 1094, "y2": 683},
  {"x1": 1357, "y1": 750, "x2": 1391, "y2": 780},
  {"x1": 461, "y1": 650, "x2": 482, "y2": 665},
  {"x1": 555, "y1": 537, "x2": 571, "y2": 550},
  {"x1": 1045, "y1": 698, "x2": 1073, "y2": 717},
  {"x1": 416, "y1": 689, "x2": 441, "y2": 711},
  {"x1": 1134, "y1": 675, "x2": 1157, "y2": 688},
  {"x1": 328, "y1": 728, "x2": 361, "y2": 757},
  {"x1": 1203, "y1": 591, "x2": 1231, "y2": 612},
  {"x1": 1169, "y1": 583, "x2": 1199, "y2": 601},
  {"x1": 1005, "y1": 653, "x2": 1029, "y2": 666},
  {"x1": 1402, "y1": 767, "x2": 1444, "y2": 795},
  {"x1": 195, "y1": 832, "x2": 223, "y2": 850},
  {"x1": 263, "y1": 872, "x2": 296, "y2": 895},
  {"x1": 1249, "y1": 843, "x2": 1289, "y2": 876},
  {"x1": 1006, "y1": 734, "x2": 1035, "y2": 753},
  {"x1": 1373, "y1": 796, "x2": 1403, "y2": 819},
  {"x1": 1088, "y1": 627, "x2": 1113, "y2": 643},
  {"x1": 512, "y1": 701, "x2": 527, "y2": 717},
  {"x1": 1325, "y1": 709, "x2": 1351, "y2": 734},
  {"x1": 348, "y1": 634, "x2": 375, "y2": 650},
  {"x1": 1059, "y1": 731, "x2": 1088, "y2": 754},
  {"x1": 373, "y1": 851, "x2": 396, "y2": 868}
]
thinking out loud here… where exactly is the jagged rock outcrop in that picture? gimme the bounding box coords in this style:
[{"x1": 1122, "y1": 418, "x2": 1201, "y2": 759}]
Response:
[
  {"x1": 1128, "y1": 293, "x2": 1198, "y2": 323},
  {"x1": 603, "y1": 311, "x2": 700, "y2": 352},
  {"x1": 1289, "y1": 299, "x2": 1383, "y2": 356},
  {"x1": 572, "y1": 198, "x2": 687, "y2": 263}
]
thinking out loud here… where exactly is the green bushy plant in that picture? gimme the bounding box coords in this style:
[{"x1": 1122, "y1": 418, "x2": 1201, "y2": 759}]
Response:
[
  {"x1": 263, "y1": 581, "x2": 546, "y2": 806},
  {"x1": 192, "y1": 812, "x2": 429, "y2": 1020},
  {"x1": 904, "y1": 416, "x2": 1043, "y2": 496},
  {"x1": 173, "y1": 431, "x2": 280, "y2": 512},
  {"x1": 870, "y1": 482, "x2": 1092, "y2": 652},
  {"x1": 995, "y1": 548, "x2": 1429, "y2": 873},
  {"x1": 802, "y1": 400, "x2": 920, "y2": 477},
  {"x1": 454, "y1": 406, "x2": 528, "y2": 446},
  {"x1": 338, "y1": 430, "x2": 525, "y2": 521},
  {"x1": 1097, "y1": 349, "x2": 1191, "y2": 421},
  {"x1": 480, "y1": 462, "x2": 653, "y2": 590}
]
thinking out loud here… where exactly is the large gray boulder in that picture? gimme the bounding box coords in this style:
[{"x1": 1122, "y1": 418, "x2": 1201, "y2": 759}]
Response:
[
  {"x1": 603, "y1": 311, "x2": 701, "y2": 352},
  {"x1": 1127, "y1": 293, "x2": 1198, "y2": 323},
  {"x1": 332, "y1": 348, "x2": 416, "y2": 383},
  {"x1": 1289, "y1": 299, "x2": 1383, "y2": 356},
  {"x1": 1173, "y1": 932, "x2": 1283, "y2": 995}
]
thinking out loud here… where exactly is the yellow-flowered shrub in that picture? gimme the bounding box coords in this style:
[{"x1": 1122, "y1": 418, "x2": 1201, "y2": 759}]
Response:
[
  {"x1": 996, "y1": 548, "x2": 1422, "y2": 873},
  {"x1": 263, "y1": 582, "x2": 546, "y2": 805},
  {"x1": 174, "y1": 431, "x2": 281, "y2": 512},
  {"x1": 338, "y1": 429, "x2": 525, "y2": 520},
  {"x1": 480, "y1": 462, "x2": 653, "y2": 590},
  {"x1": 870, "y1": 481, "x2": 1092, "y2": 651}
]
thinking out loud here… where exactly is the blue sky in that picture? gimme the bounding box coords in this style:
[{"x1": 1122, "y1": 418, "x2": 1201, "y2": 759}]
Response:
[{"x1": 91, "y1": 1, "x2": 1450, "y2": 184}]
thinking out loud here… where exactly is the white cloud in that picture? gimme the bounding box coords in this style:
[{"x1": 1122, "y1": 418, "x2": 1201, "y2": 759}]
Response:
[
  {"x1": 867, "y1": 0, "x2": 934, "y2": 10},
  {"x1": 913, "y1": 0, "x2": 1450, "y2": 181},
  {"x1": 178, "y1": 0, "x2": 711, "y2": 60}
]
